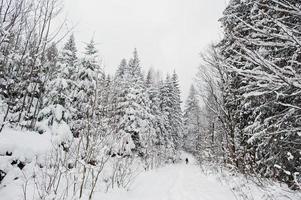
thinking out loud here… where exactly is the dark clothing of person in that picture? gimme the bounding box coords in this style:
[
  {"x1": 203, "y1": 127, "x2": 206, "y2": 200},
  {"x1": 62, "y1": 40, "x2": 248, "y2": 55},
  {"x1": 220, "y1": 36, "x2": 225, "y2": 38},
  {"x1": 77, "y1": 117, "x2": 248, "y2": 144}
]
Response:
[{"x1": 185, "y1": 158, "x2": 189, "y2": 164}]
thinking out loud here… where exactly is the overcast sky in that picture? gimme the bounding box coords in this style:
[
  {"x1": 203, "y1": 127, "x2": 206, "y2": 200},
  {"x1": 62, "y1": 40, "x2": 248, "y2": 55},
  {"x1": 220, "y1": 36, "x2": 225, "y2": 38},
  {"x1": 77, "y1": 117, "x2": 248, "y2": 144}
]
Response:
[{"x1": 62, "y1": 0, "x2": 228, "y2": 100}]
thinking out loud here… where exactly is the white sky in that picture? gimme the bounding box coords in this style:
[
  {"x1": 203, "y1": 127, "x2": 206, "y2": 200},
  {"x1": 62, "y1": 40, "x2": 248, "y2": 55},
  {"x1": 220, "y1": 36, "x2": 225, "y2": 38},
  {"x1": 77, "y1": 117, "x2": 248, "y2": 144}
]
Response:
[{"x1": 62, "y1": 0, "x2": 228, "y2": 100}]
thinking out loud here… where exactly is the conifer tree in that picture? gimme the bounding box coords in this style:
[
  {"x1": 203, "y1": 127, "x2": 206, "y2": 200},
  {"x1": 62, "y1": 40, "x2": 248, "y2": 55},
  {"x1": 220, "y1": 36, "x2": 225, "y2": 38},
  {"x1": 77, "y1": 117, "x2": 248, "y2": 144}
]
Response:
[
  {"x1": 109, "y1": 58, "x2": 136, "y2": 155},
  {"x1": 40, "y1": 36, "x2": 78, "y2": 138},
  {"x1": 116, "y1": 58, "x2": 128, "y2": 78},
  {"x1": 72, "y1": 39, "x2": 100, "y2": 138},
  {"x1": 61, "y1": 34, "x2": 77, "y2": 66},
  {"x1": 145, "y1": 68, "x2": 167, "y2": 166},
  {"x1": 159, "y1": 75, "x2": 176, "y2": 158},
  {"x1": 183, "y1": 85, "x2": 201, "y2": 152},
  {"x1": 170, "y1": 71, "x2": 183, "y2": 150},
  {"x1": 36, "y1": 42, "x2": 72, "y2": 142},
  {"x1": 109, "y1": 50, "x2": 154, "y2": 157}
]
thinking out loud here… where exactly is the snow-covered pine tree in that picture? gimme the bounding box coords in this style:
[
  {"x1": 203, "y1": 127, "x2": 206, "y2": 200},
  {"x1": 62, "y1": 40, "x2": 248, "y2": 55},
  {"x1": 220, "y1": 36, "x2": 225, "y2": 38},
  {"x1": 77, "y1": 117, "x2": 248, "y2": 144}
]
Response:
[
  {"x1": 46, "y1": 43, "x2": 59, "y2": 78},
  {"x1": 116, "y1": 58, "x2": 128, "y2": 78},
  {"x1": 61, "y1": 34, "x2": 78, "y2": 67},
  {"x1": 36, "y1": 41, "x2": 72, "y2": 143},
  {"x1": 145, "y1": 68, "x2": 167, "y2": 167},
  {"x1": 96, "y1": 72, "x2": 109, "y2": 118},
  {"x1": 114, "y1": 49, "x2": 154, "y2": 157},
  {"x1": 183, "y1": 85, "x2": 201, "y2": 153},
  {"x1": 38, "y1": 35, "x2": 79, "y2": 139},
  {"x1": 170, "y1": 71, "x2": 183, "y2": 150},
  {"x1": 108, "y1": 58, "x2": 136, "y2": 156},
  {"x1": 159, "y1": 75, "x2": 177, "y2": 160},
  {"x1": 72, "y1": 39, "x2": 99, "y2": 137},
  {"x1": 73, "y1": 38, "x2": 105, "y2": 146},
  {"x1": 59, "y1": 34, "x2": 78, "y2": 87}
]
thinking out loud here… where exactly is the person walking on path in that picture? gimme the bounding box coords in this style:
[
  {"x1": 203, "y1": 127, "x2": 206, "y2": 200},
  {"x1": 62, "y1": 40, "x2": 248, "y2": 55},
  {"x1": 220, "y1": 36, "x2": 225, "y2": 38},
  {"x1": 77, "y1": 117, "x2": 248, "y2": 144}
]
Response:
[{"x1": 185, "y1": 158, "x2": 189, "y2": 164}]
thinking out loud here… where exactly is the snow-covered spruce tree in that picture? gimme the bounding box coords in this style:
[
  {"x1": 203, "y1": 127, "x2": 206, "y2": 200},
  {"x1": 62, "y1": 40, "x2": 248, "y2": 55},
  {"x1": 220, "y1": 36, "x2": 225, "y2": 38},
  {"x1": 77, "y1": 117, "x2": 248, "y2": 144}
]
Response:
[
  {"x1": 158, "y1": 75, "x2": 177, "y2": 160},
  {"x1": 183, "y1": 85, "x2": 201, "y2": 153},
  {"x1": 219, "y1": 0, "x2": 301, "y2": 188},
  {"x1": 60, "y1": 34, "x2": 78, "y2": 67},
  {"x1": 108, "y1": 58, "x2": 136, "y2": 156},
  {"x1": 109, "y1": 50, "x2": 155, "y2": 159},
  {"x1": 158, "y1": 72, "x2": 184, "y2": 157},
  {"x1": 145, "y1": 68, "x2": 167, "y2": 167},
  {"x1": 105, "y1": 59, "x2": 139, "y2": 190},
  {"x1": 36, "y1": 37, "x2": 76, "y2": 137},
  {"x1": 46, "y1": 42, "x2": 59, "y2": 79},
  {"x1": 170, "y1": 71, "x2": 184, "y2": 150},
  {"x1": 96, "y1": 72, "x2": 111, "y2": 120},
  {"x1": 72, "y1": 39, "x2": 99, "y2": 139}
]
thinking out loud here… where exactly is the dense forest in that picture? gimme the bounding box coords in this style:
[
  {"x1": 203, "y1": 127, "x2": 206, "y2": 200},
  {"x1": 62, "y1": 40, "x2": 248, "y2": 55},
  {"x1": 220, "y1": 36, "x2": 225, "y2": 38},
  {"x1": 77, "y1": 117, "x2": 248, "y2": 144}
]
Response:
[
  {"x1": 197, "y1": 0, "x2": 301, "y2": 190},
  {"x1": 0, "y1": 0, "x2": 300, "y2": 199}
]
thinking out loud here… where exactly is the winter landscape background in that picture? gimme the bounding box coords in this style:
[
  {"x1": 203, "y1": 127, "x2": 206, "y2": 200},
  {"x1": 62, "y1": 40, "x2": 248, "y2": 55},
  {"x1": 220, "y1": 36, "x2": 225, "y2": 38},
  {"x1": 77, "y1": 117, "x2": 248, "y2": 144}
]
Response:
[{"x1": 0, "y1": 0, "x2": 300, "y2": 200}]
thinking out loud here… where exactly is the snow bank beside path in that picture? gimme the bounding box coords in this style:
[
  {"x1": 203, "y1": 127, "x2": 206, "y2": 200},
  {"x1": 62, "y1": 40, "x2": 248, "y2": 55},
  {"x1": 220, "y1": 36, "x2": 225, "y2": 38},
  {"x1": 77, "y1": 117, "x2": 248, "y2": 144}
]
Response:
[
  {"x1": 0, "y1": 128, "x2": 52, "y2": 161},
  {"x1": 0, "y1": 126, "x2": 73, "y2": 200},
  {"x1": 203, "y1": 163, "x2": 301, "y2": 200},
  {"x1": 0, "y1": 128, "x2": 54, "y2": 200}
]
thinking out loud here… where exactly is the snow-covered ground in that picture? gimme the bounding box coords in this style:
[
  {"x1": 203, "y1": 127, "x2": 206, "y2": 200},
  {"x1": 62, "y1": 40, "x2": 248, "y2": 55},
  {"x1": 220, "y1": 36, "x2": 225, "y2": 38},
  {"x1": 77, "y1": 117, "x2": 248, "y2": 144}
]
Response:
[
  {"x1": 96, "y1": 152, "x2": 236, "y2": 200},
  {"x1": 94, "y1": 152, "x2": 300, "y2": 200},
  {"x1": 1, "y1": 145, "x2": 300, "y2": 200}
]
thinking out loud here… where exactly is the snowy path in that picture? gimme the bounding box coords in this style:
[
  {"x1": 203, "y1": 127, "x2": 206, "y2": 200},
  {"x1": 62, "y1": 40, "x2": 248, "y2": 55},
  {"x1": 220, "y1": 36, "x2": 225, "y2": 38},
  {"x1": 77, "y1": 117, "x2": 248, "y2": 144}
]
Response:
[{"x1": 96, "y1": 153, "x2": 237, "y2": 200}]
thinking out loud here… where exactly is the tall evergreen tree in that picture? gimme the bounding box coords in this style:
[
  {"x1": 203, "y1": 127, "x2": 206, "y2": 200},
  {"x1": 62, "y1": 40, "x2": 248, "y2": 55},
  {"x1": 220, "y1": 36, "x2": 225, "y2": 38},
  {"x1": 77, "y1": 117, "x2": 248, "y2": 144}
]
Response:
[
  {"x1": 72, "y1": 39, "x2": 100, "y2": 138},
  {"x1": 109, "y1": 50, "x2": 154, "y2": 157},
  {"x1": 116, "y1": 58, "x2": 128, "y2": 78},
  {"x1": 61, "y1": 34, "x2": 77, "y2": 67},
  {"x1": 145, "y1": 68, "x2": 167, "y2": 166},
  {"x1": 109, "y1": 58, "x2": 135, "y2": 155},
  {"x1": 159, "y1": 75, "x2": 176, "y2": 157},
  {"x1": 170, "y1": 71, "x2": 183, "y2": 150},
  {"x1": 36, "y1": 42, "x2": 72, "y2": 141},
  {"x1": 183, "y1": 85, "x2": 201, "y2": 152}
]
